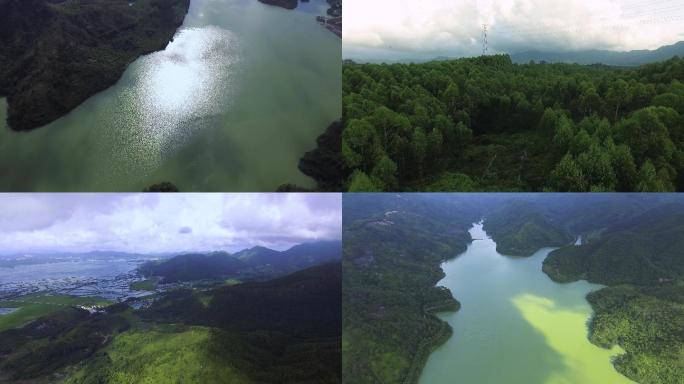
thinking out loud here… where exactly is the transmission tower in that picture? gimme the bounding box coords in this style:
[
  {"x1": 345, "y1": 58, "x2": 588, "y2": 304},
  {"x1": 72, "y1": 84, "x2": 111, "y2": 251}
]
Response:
[{"x1": 482, "y1": 24, "x2": 488, "y2": 55}]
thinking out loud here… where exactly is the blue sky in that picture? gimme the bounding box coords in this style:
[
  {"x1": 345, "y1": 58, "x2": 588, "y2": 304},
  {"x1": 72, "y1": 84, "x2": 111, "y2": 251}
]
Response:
[{"x1": 0, "y1": 193, "x2": 341, "y2": 255}]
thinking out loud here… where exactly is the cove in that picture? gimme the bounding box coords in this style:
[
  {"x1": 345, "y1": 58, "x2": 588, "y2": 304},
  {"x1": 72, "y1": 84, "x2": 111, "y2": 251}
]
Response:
[
  {"x1": 0, "y1": 0, "x2": 340, "y2": 191},
  {"x1": 418, "y1": 223, "x2": 634, "y2": 384}
]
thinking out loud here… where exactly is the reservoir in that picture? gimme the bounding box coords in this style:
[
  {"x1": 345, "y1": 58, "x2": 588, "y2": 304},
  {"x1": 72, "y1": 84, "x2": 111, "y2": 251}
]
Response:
[
  {"x1": 0, "y1": 0, "x2": 340, "y2": 191},
  {"x1": 419, "y1": 223, "x2": 634, "y2": 384}
]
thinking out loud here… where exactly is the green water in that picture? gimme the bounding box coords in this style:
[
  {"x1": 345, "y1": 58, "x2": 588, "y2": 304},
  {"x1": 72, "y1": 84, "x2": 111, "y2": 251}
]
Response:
[
  {"x1": 419, "y1": 223, "x2": 635, "y2": 384},
  {"x1": 0, "y1": 0, "x2": 340, "y2": 191}
]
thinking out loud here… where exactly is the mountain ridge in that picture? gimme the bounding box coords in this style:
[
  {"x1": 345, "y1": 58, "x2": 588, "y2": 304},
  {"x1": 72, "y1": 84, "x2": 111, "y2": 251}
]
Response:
[
  {"x1": 139, "y1": 240, "x2": 342, "y2": 282},
  {"x1": 511, "y1": 41, "x2": 684, "y2": 66}
]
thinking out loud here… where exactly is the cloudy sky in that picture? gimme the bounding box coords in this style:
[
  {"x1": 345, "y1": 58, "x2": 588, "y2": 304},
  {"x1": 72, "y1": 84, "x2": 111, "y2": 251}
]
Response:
[
  {"x1": 0, "y1": 194, "x2": 341, "y2": 255},
  {"x1": 344, "y1": 0, "x2": 684, "y2": 62}
]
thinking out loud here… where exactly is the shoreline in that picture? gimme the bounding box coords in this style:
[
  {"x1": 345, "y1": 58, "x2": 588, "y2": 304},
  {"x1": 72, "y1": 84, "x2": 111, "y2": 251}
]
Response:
[{"x1": 1, "y1": 0, "x2": 192, "y2": 131}]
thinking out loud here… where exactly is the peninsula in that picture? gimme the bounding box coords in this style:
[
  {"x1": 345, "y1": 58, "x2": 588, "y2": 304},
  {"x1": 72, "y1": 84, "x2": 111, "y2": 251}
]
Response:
[{"x1": 0, "y1": 0, "x2": 191, "y2": 131}]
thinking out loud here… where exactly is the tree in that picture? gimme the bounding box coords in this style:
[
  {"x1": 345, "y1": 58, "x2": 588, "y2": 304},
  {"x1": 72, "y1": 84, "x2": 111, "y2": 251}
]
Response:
[
  {"x1": 578, "y1": 84, "x2": 602, "y2": 116},
  {"x1": 442, "y1": 82, "x2": 461, "y2": 117},
  {"x1": 606, "y1": 79, "x2": 630, "y2": 121},
  {"x1": 412, "y1": 127, "x2": 428, "y2": 178},
  {"x1": 553, "y1": 117, "x2": 574, "y2": 152},
  {"x1": 549, "y1": 154, "x2": 587, "y2": 191},
  {"x1": 427, "y1": 128, "x2": 444, "y2": 171},
  {"x1": 615, "y1": 107, "x2": 675, "y2": 164},
  {"x1": 635, "y1": 161, "x2": 667, "y2": 192},
  {"x1": 538, "y1": 108, "x2": 560, "y2": 135},
  {"x1": 342, "y1": 119, "x2": 381, "y2": 172},
  {"x1": 371, "y1": 156, "x2": 398, "y2": 190},
  {"x1": 411, "y1": 104, "x2": 432, "y2": 131},
  {"x1": 348, "y1": 171, "x2": 382, "y2": 192},
  {"x1": 370, "y1": 106, "x2": 411, "y2": 151},
  {"x1": 576, "y1": 145, "x2": 617, "y2": 191},
  {"x1": 652, "y1": 93, "x2": 683, "y2": 114},
  {"x1": 610, "y1": 144, "x2": 638, "y2": 192},
  {"x1": 570, "y1": 129, "x2": 593, "y2": 155}
]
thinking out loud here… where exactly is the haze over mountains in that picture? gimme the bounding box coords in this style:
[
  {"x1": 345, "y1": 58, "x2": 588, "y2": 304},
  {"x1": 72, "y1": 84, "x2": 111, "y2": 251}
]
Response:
[
  {"x1": 349, "y1": 41, "x2": 684, "y2": 67},
  {"x1": 139, "y1": 240, "x2": 342, "y2": 282},
  {"x1": 511, "y1": 41, "x2": 684, "y2": 66}
]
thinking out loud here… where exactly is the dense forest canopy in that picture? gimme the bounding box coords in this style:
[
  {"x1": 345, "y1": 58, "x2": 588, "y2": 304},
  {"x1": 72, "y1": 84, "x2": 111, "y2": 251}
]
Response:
[
  {"x1": 343, "y1": 194, "x2": 480, "y2": 384},
  {"x1": 342, "y1": 55, "x2": 684, "y2": 191}
]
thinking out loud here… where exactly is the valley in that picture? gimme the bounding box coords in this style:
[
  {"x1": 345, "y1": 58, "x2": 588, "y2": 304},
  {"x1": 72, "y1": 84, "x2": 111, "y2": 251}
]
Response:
[
  {"x1": 0, "y1": 241, "x2": 342, "y2": 383},
  {"x1": 342, "y1": 194, "x2": 684, "y2": 384},
  {"x1": 419, "y1": 223, "x2": 633, "y2": 384}
]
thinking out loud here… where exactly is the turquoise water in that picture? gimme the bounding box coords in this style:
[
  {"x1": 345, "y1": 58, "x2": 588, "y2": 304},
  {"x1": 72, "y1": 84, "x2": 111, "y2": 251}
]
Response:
[
  {"x1": 419, "y1": 223, "x2": 634, "y2": 384},
  {"x1": 0, "y1": 0, "x2": 341, "y2": 191}
]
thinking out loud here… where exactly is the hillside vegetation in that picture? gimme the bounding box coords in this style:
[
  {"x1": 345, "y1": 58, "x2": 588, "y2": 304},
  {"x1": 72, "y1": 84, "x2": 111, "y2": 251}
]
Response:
[
  {"x1": 540, "y1": 209, "x2": 684, "y2": 383},
  {"x1": 342, "y1": 194, "x2": 684, "y2": 384},
  {"x1": 343, "y1": 55, "x2": 684, "y2": 191},
  {"x1": 0, "y1": 264, "x2": 341, "y2": 383},
  {"x1": 343, "y1": 194, "x2": 481, "y2": 384},
  {"x1": 483, "y1": 201, "x2": 572, "y2": 256}
]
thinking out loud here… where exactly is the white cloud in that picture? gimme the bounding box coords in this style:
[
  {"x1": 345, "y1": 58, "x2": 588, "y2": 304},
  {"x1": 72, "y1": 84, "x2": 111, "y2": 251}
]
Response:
[
  {"x1": 343, "y1": 0, "x2": 684, "y2": 61},
  {"x1": 0, "y1": 194, "x2": 341, "y2": 255}
]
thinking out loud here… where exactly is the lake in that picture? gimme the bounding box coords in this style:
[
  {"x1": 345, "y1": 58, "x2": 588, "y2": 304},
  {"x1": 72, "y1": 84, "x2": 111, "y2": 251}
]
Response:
[
  {"x1": 419, "y1": 223, "x2": 635, "y2": 384},
  {"x1": 0, "y1": 257, "x2": 159, "y2": 301},
  {"x1": 0, "y1": 0, "x2": 340, "y2": 191}
]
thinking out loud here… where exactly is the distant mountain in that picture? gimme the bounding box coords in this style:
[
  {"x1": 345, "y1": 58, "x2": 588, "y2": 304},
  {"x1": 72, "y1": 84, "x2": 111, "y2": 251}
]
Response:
[
  {"x1": 0, "y1": 250, "x2": 169, "y2": 268},
  {"x1": 233, "y1": 246, "x2": 282, "y2": 265},
  {"x1": 511, "y1": 41, "x2": 684, "y2": 66},
  {"x1": 281, "y1": 240, "x2": 343, "y2": 266},
  {"x1": 140, "y1": 241, "x2": 342, "y2": 282},
  {"x1": 235, "y1": 240, "x2": 341, "y2": 268}
]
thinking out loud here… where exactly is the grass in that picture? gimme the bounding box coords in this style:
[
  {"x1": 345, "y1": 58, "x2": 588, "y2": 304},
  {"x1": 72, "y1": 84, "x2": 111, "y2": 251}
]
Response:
[
  {"x1": 64, "y1": 325, "x2": 249, "y2": 384},
  {"x1": 130, "y1": 277, "x2": 160, "y2": 291},
  {"x1": 0, "y1": 293, "x2": 111, "y2": 331}
]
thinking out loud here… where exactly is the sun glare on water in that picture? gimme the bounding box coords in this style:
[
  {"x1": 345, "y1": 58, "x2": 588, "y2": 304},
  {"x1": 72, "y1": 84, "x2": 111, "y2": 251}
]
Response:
[{"x1": 131, "y1": 26, "x2": 241, "y2": 155}]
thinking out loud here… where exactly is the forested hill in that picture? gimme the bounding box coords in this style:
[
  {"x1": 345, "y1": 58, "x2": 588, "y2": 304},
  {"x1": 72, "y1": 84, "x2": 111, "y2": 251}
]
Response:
[
  {"x1": 541, "y1": 207, "x2": 684, "y2": 384},
  {"x1": 139, "y1": 240, "x2": 341, "y2": 282},
  {"x1": 481, "y1": 194, "x2": 684, "y2": 256},
  {"x1": 511, "y1": 41, "x2": 684, "y2": 66},
  {"x1": 343, "y1": 194, "x2": 481, "y2": 384},
  {"x1": 342, "y1": 55, "x2": 684, "y2": 192},
  {"x1": 483, "y1": 201, "x2": 572, "y2": 256},
  {"x1": 0, "y1": 0, "x2": 191, "y2": 131},
  {"x1": 543, "y1": 210, "x2": 684, "y2": 285},
  {"x1": 0, "y1": 263, "x2": 342, "y2": 383}
]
